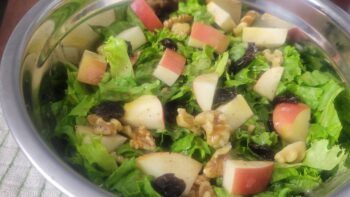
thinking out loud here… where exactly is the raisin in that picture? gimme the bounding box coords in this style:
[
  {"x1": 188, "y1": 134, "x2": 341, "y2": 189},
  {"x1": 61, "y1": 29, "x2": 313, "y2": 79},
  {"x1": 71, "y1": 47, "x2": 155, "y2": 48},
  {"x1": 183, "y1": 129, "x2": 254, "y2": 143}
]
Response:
[
  {"x1": 161, "y1": 38, "x2": 178, "y2": 51},
  {"x1": 90, "y1": 101, "x2": 124, "y2": 121},
  {"x1": 164, "y1": 100, "x2": 183, "y2": 125},
  {"x1": 125, "y1": 41, "x2": 133, "y2": 57},
  {"x1": 152, "y1": 173, "x2": 186, "y2": 197},
  {"x1": 229, "y1": 43, "x2": 257, "y2": 74},
  {"x1": 213, "y1": 87, "x2": 237, "y2": 108},
  {"x1": 146, "y1": 0, "x2": 179, "y2": 21},
  {"x1": 272, "y1": 94, "x2": 299, "y2": 107},
  {"x1": 249, "y1": 143, "x2": 275, "y2": 160}
]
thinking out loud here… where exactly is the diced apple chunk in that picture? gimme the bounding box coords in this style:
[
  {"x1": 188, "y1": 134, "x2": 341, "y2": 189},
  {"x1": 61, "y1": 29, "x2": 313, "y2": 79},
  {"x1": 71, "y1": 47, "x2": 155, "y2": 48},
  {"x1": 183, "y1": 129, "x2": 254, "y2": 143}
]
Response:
[
  {"x1": 123, "y1": 95, "x2": 165, "y2": 129},
  {"x1": 188, "y1": 22, "x2": 230, "y2": 53},
  {"x1": 223, "y1": 160, "x2": 274, "y2": 195},
  {"x1": 216, "y1": 94, "x2": 254, "y2": 130},
  {"x1": 136, "y1": 152, "x2": 202, "y2": 195},
  {"x1": 153, "y1": 49, "x2": 186, "y2": 86},
  {"x1": 77, "y1": 50, "x2": 107, "y2": 85},
  {"x1": 116, "y1": 26, "x2": 147, "y2": 50},
  {"x1": 193, "y1": 73, "x2": 219, "y2": 111},
  {"x1": 242, "y1": 27, "x2": 288, "y2": 48},
  {"x1": 254, "y1": 13, "x2": 294, "y2": 29},
  {"x1": 209, "y1": 0, "x2": 242, "y2": 23},
  {"x1": 76, "y1": 125, "x2": 127, "y2": 152},
  {"x1": 207, "y1": 2, "x2": 236, "y2": 32},
  {"x1": 273, "y1": 103, "x2": 311, "y2": 143},
  {"x1": 131, "y1": 0, "x2": 163, "y2": 31},
  {"x1": 254, "y1": 67, "x2": 284, "y2": 100}
]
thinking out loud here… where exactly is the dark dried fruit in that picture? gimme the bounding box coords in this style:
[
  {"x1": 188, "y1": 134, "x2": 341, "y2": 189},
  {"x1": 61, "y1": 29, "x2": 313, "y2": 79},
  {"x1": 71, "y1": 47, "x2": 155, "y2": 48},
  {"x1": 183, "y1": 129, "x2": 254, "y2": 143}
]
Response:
[
  {"x1": 267, "y1": 114, "x2": 275, "y2": 132},
  {"x1": 146, "y1": 0, "x2": 179, "y2": 21},
  {"x1": 125, "y1": 41, "x2": 133, "y2": 57},
  {"x1": 213, "y1": 87, "x2": 237, "y2": 108},
  {"x1": 152, "y1": 173, "x2": 186, "y2": 197},
  {"x1": 164, "y1": 100, "x2": 183, "y2": 124},
  {"x1": 272, "y1": 94, "x2": 299, "y2": 107},
  {"x1": 249, "y1": 143, "x2": 275, "y2": 160},
  {"x1": 161, "y1": 38, "x2": 178, "y2": 51},
  {"x1": 90, "y1": 101, "x2": 124, "y2": 121},
  {"x1": 229, "y1": 43, "x2": 257, "y2": 74}
]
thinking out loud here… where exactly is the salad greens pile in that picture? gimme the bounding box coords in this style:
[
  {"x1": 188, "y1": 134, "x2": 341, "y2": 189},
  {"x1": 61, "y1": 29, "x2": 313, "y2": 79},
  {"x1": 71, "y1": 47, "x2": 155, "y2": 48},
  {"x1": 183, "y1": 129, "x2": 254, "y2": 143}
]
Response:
[{"x1": 43, "y1": 0, "x2": 350, "y2": 196}]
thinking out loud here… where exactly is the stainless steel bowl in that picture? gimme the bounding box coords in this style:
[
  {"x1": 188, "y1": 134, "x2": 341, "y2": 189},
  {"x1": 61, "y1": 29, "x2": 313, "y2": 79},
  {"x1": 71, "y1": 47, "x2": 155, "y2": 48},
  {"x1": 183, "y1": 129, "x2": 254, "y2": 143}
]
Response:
[{"x1": 1, "y1": 0, "x2": 350, "y2": 196}]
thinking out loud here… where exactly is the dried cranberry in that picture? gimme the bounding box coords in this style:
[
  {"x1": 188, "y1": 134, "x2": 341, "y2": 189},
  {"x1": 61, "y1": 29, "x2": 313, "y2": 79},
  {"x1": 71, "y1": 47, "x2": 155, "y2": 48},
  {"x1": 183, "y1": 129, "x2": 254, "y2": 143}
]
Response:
[
  {"x1": 213, "y1": 87, "x2": 237, "y2": 108},
  {"x1": 229, "y1": 43, "x2": 257, "y2": 74},
  {"x1": 249, "y1": 143, "x2": 275, "y2": 160},
  {"x1": 90, "y1": 101, "x2": 124, "y2": 121},
  {"x1": 272, "y1": 94, "x2": 299, "y2": 107},
  {"x1": 152, "y1": 173, "x2": 186, "y2": 197},
  {"x1": 161, "y1": 38, "x2": 178, "y2": 51}
]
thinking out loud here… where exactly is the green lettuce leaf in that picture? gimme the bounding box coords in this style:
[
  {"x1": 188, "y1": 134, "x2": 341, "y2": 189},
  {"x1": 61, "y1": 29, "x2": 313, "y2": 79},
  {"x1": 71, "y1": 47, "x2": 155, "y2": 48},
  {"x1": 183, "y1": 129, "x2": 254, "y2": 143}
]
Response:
[
  {"x1": 177, "y1": 0, "x2": 214, "y2": 23},
  {"x1": 281, "y1": 46, "x2": 303, "y2": 82},
  {"x1": 213, "y1": 52, "x2": 229, "y2": 76},
  {"x1": 100, "y1": 37, "x2": 134, "y2": 78},
  {"x1": 303, "y1": 140, "x2": 347, "y2": 170}
]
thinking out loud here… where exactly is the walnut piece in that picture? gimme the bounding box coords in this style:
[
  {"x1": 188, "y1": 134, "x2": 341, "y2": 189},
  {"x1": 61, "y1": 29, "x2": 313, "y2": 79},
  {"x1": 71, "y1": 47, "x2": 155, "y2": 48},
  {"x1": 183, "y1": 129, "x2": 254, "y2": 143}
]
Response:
[
  {"x1": 164, "y1": 14, "x2": 193, "y2": 29},
  {"x1": 275, "y1": 141, "x2": 306, "y2": 163},
  {"x1": 87, "y1": 114, "x2": 123, "y2": 135},
  {"x1": 171, "y1": 22, "x2": 191, "y2": 36},
  {"x1": 263, "y1": 49, "x2": 283, "y2": 67},
  {"x1": 176, "y1": 108, "x2": 201, "y2": 135},
  {"x1": 188, "y1": 175, "x2": 216, "y2": 197},
  {"x1": 129, "y1": 126, "x2": 156, "y2": 151},
  {"x1": 204, "y1": 144, "x2": 231, "y2": 178},
  {"x1": 194, "y1": 111, "x2": 232, "y2": 149},
  {"x1": 233, "y1": 10, "x2": 259, "y2": 36}
]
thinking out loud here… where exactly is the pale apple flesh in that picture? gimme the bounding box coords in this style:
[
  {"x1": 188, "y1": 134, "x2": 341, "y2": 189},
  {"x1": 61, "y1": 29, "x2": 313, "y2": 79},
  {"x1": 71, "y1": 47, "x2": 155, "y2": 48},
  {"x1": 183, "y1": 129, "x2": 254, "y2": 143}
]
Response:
[
  {"x1": 116, "y1": 26, "x2": 147, "y2": 50},
  {"x1": 136, "y1": 152, "x2": 202, "y2": 195},
  {"x1": 273, "y1": 103, "x2": 311, "y2": 143},
  {"x1": 123, "y1": 95, "x2": 165, "y2": 130},
  {"x1": 77, "y1": 50, "x2": 107, "y2": 85},
  {"x1": 76, "y1": 125, "x2": 127, "y2": 152},
  {"x1": 253, "y1": 67, "x2": 284, "y2": 101},
  {"x1": 192, "y1": 73, "x2": 219, "y2": 111},
  {"x1": 207, "y1": 2, "x2": 236, "y2": 32},
  {"x1": 208, "y1": 0, "x2": 242, "y2": 23},
  {"x1": 216, "y1": 94, "x2": 254, "y2": 130},
  {"x1": 223, "y1": 160, "x2": 274, "y2": 195},
  {"x1": 188, "y1": 22, "x2": 230, "y2": 53},
  {"x1": 242, "y1": 27, "x2": 288, "y2": 48},
  {"x1": 153, "y1": 49, "x2": 186, "y2": 86}
]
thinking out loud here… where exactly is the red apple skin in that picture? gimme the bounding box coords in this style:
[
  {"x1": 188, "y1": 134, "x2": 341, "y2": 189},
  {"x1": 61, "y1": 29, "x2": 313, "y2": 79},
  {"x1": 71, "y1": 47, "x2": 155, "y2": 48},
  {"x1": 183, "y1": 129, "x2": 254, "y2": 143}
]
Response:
[
  {"x1": 272, "y1": 103, "x2": 310, "y2": 142},
  {"x1": 131, "y1": 0, "x2": 163, "y2": 31},
  {"x1": 189, "y1": 22, "x2": 229, "y2": 53},
  {"x1": 77, "y1": 50, "x2": 107, "y2": 85},
  {"x1": 232, "y1": 165, "x2": 274, "y2": 195},
  {"x1": 160, "y1": 49, "x2": 186, "y2": 75}
]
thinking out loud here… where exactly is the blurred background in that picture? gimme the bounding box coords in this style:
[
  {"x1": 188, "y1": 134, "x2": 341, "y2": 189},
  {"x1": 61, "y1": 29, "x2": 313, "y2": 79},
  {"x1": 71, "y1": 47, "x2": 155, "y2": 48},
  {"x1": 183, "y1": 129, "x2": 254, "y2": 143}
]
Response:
[{"x1": 0, "y1": 0, "x2": 349, "y2": 56}]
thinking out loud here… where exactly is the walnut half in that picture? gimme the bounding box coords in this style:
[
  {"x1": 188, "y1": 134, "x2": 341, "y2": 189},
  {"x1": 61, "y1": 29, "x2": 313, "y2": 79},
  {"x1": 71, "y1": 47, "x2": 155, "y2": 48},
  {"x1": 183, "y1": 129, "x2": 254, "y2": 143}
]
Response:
[
  {"x1": 195, "y1": 111, "x2": 232, "y2": 149},
  {"x1": 176, "y1": 108, "x2": 201, "y2": 135},
  {"x1": 129, "y1": 126, "x2": 156, "y2": 151},
  {"x1": 204, "y1": 144, "x2": 232, "y2": 178},
  {"x1": 87, "y1": 114, "x2": 123, "y2": 135},
  {"x1": 188, "y1": 175, "x2": 216, "y2": 197},
  {"x1": 275, "y1": 141, "x2": 306, "y2": 163}
]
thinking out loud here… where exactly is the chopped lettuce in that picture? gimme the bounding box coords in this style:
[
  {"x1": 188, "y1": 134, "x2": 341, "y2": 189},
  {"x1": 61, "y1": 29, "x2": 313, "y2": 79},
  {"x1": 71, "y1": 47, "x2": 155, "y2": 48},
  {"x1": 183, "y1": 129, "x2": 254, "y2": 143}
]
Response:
[
  {"x1": 281, "y1": 46, "x2": 303, "y2": 82},
  {"x1": 303, "y1": 140, "x2": 347, "y2": 171},
  {"x1": 104, "y1": 159, "x2": 161, "y2": 197},
  {"x1": 100, "y1": 37, "x2": 134, "y2": 78},
  {"x1": 177, "y1": 0, "x2": 214, "y2": 23},
  {"x1": 213, "y1": 52, "x2": 229, "y2": 76}
]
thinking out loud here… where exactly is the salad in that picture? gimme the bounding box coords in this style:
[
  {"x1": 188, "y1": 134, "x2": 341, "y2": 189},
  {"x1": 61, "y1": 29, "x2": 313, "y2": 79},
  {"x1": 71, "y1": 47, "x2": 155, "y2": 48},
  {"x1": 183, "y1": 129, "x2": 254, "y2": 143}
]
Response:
[{"x1": 46, "y1": 0, "x2": 350, "y2": 196}]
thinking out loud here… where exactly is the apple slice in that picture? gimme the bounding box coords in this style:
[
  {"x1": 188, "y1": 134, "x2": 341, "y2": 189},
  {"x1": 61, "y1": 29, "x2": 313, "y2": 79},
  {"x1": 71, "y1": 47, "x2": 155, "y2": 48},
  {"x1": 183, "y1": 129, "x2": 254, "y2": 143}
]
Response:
[
  {"x1": 131, "y1": 0, "x2": 163, "y2": 31},
  {"x1": 207, "y1": 2, "x2": 236, "y2": 32},
  {"x1": 77, "y1": 50, "x2": 107, "y2": 85},
  {"x1": 209, "y1": 0, "x2": 242, "y2": 24},
  {"x1": 216, "y1": 94, "x2": 254, "y2": 130},
  {"x1": 123, "y1": 95, "x2": 165, "y2": 129},
  {"x1": 223, "y1": 160, "x2": 274, "y2": 195},
  {"x1": 116, "y1": 26, "x2": 147, "y2": 50},
  {"x1": 193, "y1": 73, "x2": 219, "y2": 111},
  {"x1": 273, "y1": 103, "x2": 311, "y2": 143},
  {"x1": 76, "y1": 125, "x2": 127, "y2": 152},
  {"x1": 188, "y1": 22, "x2": 230, "y2": 53},
  {"x1": 254, "y1": 13, "x2": 294, "y2": 29},
  {"x1": 136, "y1": 152, "x2": 202, "y2": 195},
  {"x1": 242, "y1": 27, "x2": 288, "y2": 48},
  {"x1": 253, "y1": 67, "x2": 284, "y2": 101},
  {"x1": 153, "y1": 49, "x2": 186, "y2": 86}
]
